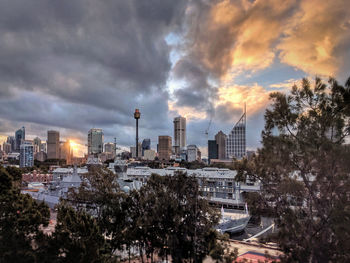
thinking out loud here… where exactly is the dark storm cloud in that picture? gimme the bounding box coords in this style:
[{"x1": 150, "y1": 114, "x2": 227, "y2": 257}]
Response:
[
  {"x1": 214, "y1": 102, "x2": 243, "y2": 123},
  {"x1": 172, "y1": 57, "x2": 218, "y2": 111},
  {"x1": 0, "y1": 0, "x2": 187, "y2": 144}
]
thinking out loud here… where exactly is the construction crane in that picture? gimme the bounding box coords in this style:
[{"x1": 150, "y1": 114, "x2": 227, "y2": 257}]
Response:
[{"x1": 205, "y1": 116, "x2": 212, "y2": 142}]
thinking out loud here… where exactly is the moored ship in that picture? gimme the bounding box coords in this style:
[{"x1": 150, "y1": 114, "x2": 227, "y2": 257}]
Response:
[{"x1": 216, "y1": 204, "x2": 251, "y2": 234}]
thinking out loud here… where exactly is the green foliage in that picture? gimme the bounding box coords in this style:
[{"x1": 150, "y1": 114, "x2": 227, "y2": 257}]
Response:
[
  {"x1": 125, "y1": 173, "x2": 220, "y2": 262},
  {"x1": 67, "y1": 167, "x2": 128, "y2": 252},
  {"x1": 209, "y1": 233, "x2": 238, "y2": 263},
  {"x1": 51, "y1": 202, "x2": 110, "y2": 263},
  {"x1": 68, "y1": 167, "x2": 221, "y2": 262},
  {"x1": 0, "y1": 165, "x2": 227, "y2": 262},
  {"x1": 236, "y1": 77, "x2": 350, "y2": 262},
  {"x1": 0, "y1": 166, "x2": 50, "y2": 263}
]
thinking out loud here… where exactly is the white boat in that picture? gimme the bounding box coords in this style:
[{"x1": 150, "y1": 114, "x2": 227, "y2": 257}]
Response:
[{"x1": 216, "y1": 204, "x2": 251, "y2": 234}]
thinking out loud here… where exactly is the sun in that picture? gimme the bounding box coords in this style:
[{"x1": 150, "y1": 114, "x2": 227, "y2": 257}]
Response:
[{"x1": 69, "y1": 140, "x2": 78, "y2": 155}]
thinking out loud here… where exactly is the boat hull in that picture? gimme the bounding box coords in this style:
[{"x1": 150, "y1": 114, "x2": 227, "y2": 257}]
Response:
[{"x1": 216, "y1": 214, "x2": 251, "y2": 234}]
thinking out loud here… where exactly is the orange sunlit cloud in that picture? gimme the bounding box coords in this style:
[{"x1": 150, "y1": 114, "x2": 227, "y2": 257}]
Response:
[
  {"x1": 187, "y1": 0, "x2": 350, "y2": 80},
  {"x1": 177, "y1": 0, "x2": 350, "y2": 125},
  {"x1": 216, "y1": 84, "x2": 271, "y2": 118},
  {"x1": 168, "y1": 101, "x2": 208, "y2": 120},
  {"x1": 277, "y1": 0, "x2": 350, "y2": 76},
  {"x1": 192, "y1": 0, "x2": 297, "y2": 78}
]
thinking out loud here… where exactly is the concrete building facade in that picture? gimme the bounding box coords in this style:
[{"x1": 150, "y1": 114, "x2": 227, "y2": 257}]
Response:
[
  {"x1": 143, "y1": 149, "x2": 156, "y2": 161},
  {"x1": 35, "y1": 151, "x2": 47, "y2": 162},
  {"x1": 158, "y1": 136, "x2": 172, "y2": 161},
  {"x1": 215, "y1": 131, "x2": 227, "y2": 160},
  {"x1": 187, "y1": 145, "x2": 201, "y2": 162},
  {"x1": 130, "y1": 143, "x2": 142, "y2": 158},
  {"x1": 33, "y1": 137, "x2": 41, "y2": 154},
  {"x1": 104, "y1": 142, "x2": 116, "y2": 155},
  {"x1": 20, "y1": 141, "x2": 34, "y2": 168},
  {"x1": 173, "y1": 116, "x2": 186, "y2": 155},
  {"x1": 88, "y1": 128, "x2": 104, "y2": 155},
  {"x1": 47, "y1": 130, "x2": 60, "y2": 159},
  {"x1": 2, "y1": 142, "x2": 11, "y2": 154},
  {"x1": 6, "y1": 136, "x2": 15, "y2": 152}
]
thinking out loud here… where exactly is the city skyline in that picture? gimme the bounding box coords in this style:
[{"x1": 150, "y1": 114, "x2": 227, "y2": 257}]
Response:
[{"x1": 0, "y1": 1, "x2": 349, "y2": 157}]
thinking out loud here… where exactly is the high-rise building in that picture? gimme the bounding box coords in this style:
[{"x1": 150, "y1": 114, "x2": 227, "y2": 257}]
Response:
[
  {"x1": 6, "y1": 136, "x2": 15, "y2": 152},
  {"x1": 33, "y1": 137, "x2": 41, "y2": 154},
  {"x1": 143, "y1": 149, "x2": 156, "y2": 160},
  {"x1": 173, "y1": 116, "x2": 186, "y2": 155},
  {"x1": 47, "y1": 130, "x2": 60, "y2": 159},
  {"x1": 35, "y1": 151, "x2": 47, "y2": 162},
  {"x1": 20, "y1": 141, "x2": 34, "y2": 168},
  {"x1": 40, "y1": 142, "x2": 47, "y2": 153},
  {"x1": 15, "y1": 127, "x2": 25, "y2": 152},
  {"x1": 2, "y1": 142, "x2": 11, "y2": 154},
  {"x1": 187, "y1": 145, "x2": 201, "y2": 162},
  {"x1": 158, "y1": 136, "x2": 172, "y2": 161},
  {"x1": 226, "y1": 107, "x2": 246, "y2": 160},
  {"x1": 88, "y1": 128, "x2": 104, "y2": 155},
  {"x1": 60, "y1": 141, "x2": 72, "y2": 165},
  {"x1": 215, "y1": 131, "x2": 227, "y2": 160},
  {"x1": 208, "y1": 140, "x2": 218, "y2": 163},
  {"x1": 141, "y1": 139, "x2": 151, "y2": 156},
  {"x1": 130, "y1": 143, "x2": 142, "y2": 158},
  {"x1": 104, "y1": 142, "x2": 116, "y2": 154}
]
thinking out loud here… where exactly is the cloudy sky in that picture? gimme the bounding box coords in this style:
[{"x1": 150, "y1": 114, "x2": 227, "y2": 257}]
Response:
[{"x1": 0, "y1": 0, "x2": 349, "y2": 156}]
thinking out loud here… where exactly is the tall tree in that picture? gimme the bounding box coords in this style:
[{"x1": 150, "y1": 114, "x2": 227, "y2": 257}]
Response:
[
  {"x1": 67, "y1": 167, "x2": 128, "y2": 253},
  {"x1": 136, "y1": 173, "x2": 220, "y2": 263},
  {"x1": 0, "y1": 166, "x2": 50, "y2": 263},
  {"x1": 50, "y1": 202, "x2": 110, "y2": 263},
  {"x1": 236, "y1": 77, "x2": 350, "y2": 262}
]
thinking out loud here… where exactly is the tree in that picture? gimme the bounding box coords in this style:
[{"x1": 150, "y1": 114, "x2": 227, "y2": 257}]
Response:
[
  {"x1": 50, "y1": 202, "x2": 110, "y2": 263},
  {"x1": 136, "y1": 173, "x2": 220, "y2": 263},
  {"x1": 66, "y1": 168, "x2": 222, "y2": 262},
  {"x1": 67, "y1": 167, "x2": 128, "y2": 253},
  {"x1": 236, "y1": 77, "x2": 350, "y2": 262},
  {"x1": 0, "y1": 166, "x2": 50, "y2": 263}
]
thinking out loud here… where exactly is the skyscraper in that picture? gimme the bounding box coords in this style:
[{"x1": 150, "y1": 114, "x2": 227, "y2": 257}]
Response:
[
  {"x1": 104, "y1": 142, "x2": 116, "y2": 154},
  {"x1": 88, "y1": 128, "x2": 104, "y2": 155},
  {"x1": 187, "y1": 145, "x2": 201, "y2": 162},
  {"x1": 2, "y1": 142, "x2": 11, "y2": 154},
  {"x1": 141, "y1": 139, "x2": 151, "y2": 156},
  {"x1": 130, "y1": 143, "x2": 142, "y2": 158},
  {"x1": 226, "y1": 107, "x2": 246, "y2": 160},
  {"x1": 33, "y1": 137, "x2": 41, "y2": 153},
  {"x1": 208, "y1": 140, "x2": 218, "y2": 163},
  {"x1": 15, "y1": 127, "x2": 25, "y2": 152},
  {"x1": 215, "y1": 131, "x2": 227, "y2": 160},
  {"x1": 158, "y1": 136, "x2": 172, "y2": 161},
  {"x1": 6, "y1": 136, "x2": 15, "y2": 152},
  {"x1": 173, "y1": 116, "x2": 186, "y2": 155},
  {"x1": 20, "y1": 141, "x2": 34, "y2": 168},
  {"x1": 47, "y1": 130, "x2": 60, "y2": 159}
]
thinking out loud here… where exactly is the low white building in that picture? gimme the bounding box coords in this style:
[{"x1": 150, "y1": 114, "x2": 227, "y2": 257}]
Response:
[
  {"x1": 52, "y1": 167, "x2": 88, "y2": 181},
  {"x1": 143, "y1": 149, "x2": 156, "y2": 161},
  {"x1": 126, "y1": 166, "x2": 260, "y2": 208}
]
